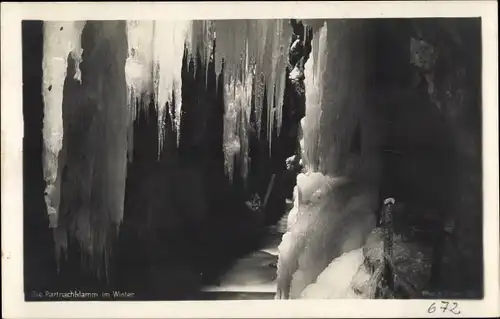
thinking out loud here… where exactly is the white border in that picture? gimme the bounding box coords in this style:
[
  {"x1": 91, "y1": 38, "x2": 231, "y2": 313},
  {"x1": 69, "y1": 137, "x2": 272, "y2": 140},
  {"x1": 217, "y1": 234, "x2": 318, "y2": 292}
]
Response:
[{"x1": 1, "y1": 1, "x2": 498, "y2": 318}]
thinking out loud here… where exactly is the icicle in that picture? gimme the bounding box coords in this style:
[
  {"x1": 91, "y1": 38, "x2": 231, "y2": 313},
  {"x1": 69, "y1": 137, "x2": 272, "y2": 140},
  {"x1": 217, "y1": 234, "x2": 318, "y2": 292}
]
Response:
[
  {"x1": 203, "y1": 21, "x2": 215, "y2": 88},
  {"x1": 265, "y1": 21, "x2": 278, "y2": 150},
  {"x1": 125, "y1": 21, "x2": 155, "y2": 119},
  {"x1": 261, "y1": 20, "x2": 292, "y2": 152},
  {"x1": 187, "y1": 21, "x2": 201, "y2": 77},
  {"x1": 240, "y1": 39, "x2": 254, "y2": 181},
  {"x1": 187, "y1": 20, "x2": 215, "y2": 86},
  {"x1": 215, "y1": 20, "x2": 246, "y2": 180},
  {"x1": 303, "y1": 21, "x2": 327, "y2": 172},
  {"x1": 275, "y1": 20, "x2": 292, "y2": 136},
  {"x1": 42, "y1": 21, "x2": 86, "y2": 228},
  {"x1": 214, "y1": 27, "x2": 223, "y2": 90},
  {"x1": 253, "y1": 20, "x2": 269, "y2": 139},
  {"x1": 214, "y1": 20, "x2": 292, "y2": 180},
  {"x1": 152, "y1": 20, "x2": 192, "y2": 152}
]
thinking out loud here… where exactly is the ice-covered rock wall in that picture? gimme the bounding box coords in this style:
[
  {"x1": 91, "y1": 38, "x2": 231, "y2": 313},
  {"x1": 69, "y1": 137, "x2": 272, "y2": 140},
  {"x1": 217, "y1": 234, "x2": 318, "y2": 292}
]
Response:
[
  {"x1": 277, "y1": 20, "x2": 380, "y2": 299},
  {"x1": 42, "y1": 21, "x2": 86, "y2": 230},
  {"x1": 42, "y1": 21, "x2": 135, "y2": 274}
]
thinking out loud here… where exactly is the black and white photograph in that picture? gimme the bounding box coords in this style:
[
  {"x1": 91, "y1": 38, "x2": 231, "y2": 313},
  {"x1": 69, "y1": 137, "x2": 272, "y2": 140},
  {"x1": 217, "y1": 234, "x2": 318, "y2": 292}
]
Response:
[{"x1": 2, "y1": 2, "x2": 499, "y2": 318}]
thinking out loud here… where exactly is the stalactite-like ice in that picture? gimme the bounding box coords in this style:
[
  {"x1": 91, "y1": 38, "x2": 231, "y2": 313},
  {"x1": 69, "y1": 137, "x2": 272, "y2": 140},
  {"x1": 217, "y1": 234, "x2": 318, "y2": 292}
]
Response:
[
  {"x1": 222, "y1": 73, "x2": 254, "y2": 181},
  {"x1": 125, "y1": 20, "x2": 216, "y2": 154},
  {"x1": 152, "y1": 21, "x2": 193, "y2": 151},
  {"x1": 214, "y1": 20, "x2": 292, "y2": 180},
  {"x1": 266, "y1": 20, "x2": 291, "y2": 143},
  {"x1": 124, "y1": 19, "x2": 292, "y2": 177},
  {"x1": 189, "y1": 20, "x2": 215, "y2": 82},
  {"x1": 125, "y1": 21, "x2": 155, "y2": 117},
  {"x1": 125, "y1": 21, "x2": 154, "y2": 162},
  {"x1": 68, "y1": 21, "x2": 129, "y2": 274},
  {"x1": 42, "y1": 21, "x2": 86, "y2": 228}
]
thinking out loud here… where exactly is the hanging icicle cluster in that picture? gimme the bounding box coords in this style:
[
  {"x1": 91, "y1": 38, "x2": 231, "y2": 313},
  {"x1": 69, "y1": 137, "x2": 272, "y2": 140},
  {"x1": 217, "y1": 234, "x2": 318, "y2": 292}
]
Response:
[
  {"x1": 214, "y1": 20, "x2": 292, "y2": 180},
  {"x1": 124, "y1": 19, "x2": 292, "y2": 179},
  {"x1": 125, "y1": 21, "x2": 155, "y2": 118},
  {"x1": 125, "y1": 20, "x2": 195, "y2": 153},
  {"x1": 125, "y1": 20, "x2": 217, "y2": 154}
]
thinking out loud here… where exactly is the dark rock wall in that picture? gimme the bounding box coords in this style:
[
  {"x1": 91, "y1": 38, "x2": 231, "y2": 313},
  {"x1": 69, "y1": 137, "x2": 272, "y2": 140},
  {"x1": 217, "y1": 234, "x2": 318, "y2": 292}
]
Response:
[{"x1": 373, "y1": 18, "x2": 483, "y2": 297}]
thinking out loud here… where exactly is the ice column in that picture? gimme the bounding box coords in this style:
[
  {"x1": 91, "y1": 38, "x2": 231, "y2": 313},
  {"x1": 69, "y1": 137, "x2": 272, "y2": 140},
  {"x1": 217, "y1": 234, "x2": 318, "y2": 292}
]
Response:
[
  {"x1": 277, "y1": 20, "x2": 378, "y2": 299},
  {"x1": 42, "y1": 21, "x2": 86, "y2": 228}
]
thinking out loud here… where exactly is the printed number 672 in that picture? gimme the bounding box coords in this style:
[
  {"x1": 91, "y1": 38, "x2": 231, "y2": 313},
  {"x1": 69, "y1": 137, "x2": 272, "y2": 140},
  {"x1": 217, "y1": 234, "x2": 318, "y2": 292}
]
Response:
[{"x1": 428, "y1": 301, "x2": 461, "y2": 315}]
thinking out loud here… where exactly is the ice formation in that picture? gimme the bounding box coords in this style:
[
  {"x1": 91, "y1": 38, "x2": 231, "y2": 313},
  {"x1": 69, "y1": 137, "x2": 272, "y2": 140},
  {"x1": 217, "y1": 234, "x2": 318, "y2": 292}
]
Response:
[
  {"x1": 300, "y1": 249, "x2": 367, "y2": 299},
  {"x1": 277, "y1": 172, "x2": 377, "y2": 298},
  {"x1": 301, "y1": 21, "x2": 327, "y2": 172},
  {"x1": 277, "y1": 20, "x2": 378, "y2": 299},
  {"x1": 42, "y1": 21, "x2": 86, "y2": 228},
  {"x1": 190, "y1": 20, "x2": 215, "y2": 85},
  {"x1": 153, "y1": 21, "x2": 192, "y2": 150},
  {"x1": 125, "y1": 20, "x2": 215, "y2": 153},
  {"x1": 214, "y1": 20, "x2": 292, "y2": 179},
  {"x1": 123, "y1": 20, "x2": 292, "y2": 178},
  {"x1": 43, "y1": 21, "x2": 130, "y2": 273},
  {"x1": 125, "y1": 21, "x2": 155, "y2": 117},
  {"x1": 41, "y1": 19, "x2": 293, "y2": 272},
  {"x1": 221, "y1": 62, "x2": 253, "y2": 181}
]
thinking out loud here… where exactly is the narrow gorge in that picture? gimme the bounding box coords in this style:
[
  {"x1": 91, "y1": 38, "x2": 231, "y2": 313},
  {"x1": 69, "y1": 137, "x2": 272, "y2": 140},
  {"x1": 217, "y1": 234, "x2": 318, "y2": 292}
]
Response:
[{"x1": 23, "y1": 18, "x2": 482, "y2": 300}]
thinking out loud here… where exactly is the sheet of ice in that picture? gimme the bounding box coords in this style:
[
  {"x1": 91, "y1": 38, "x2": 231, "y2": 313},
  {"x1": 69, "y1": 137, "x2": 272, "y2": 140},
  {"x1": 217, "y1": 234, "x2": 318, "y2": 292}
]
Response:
[
  {"x1": 42, "y1": 21, "x2": 86, "y2": 228},
  {"x1": 278, "y1": 172, "x2": 377, "y2": 299},
  {"x1": 276, "y1": 20, "x2": 377, "y2": 299},
  {"x1": 43, "y1": 21, "x2": 130, "y2": 274},
  {"x1": 302, "y1": 21, "x2": 326, "y2": 172},
  {"x1": 300, "y1": 249, "x2": 365, "y2": 298}
]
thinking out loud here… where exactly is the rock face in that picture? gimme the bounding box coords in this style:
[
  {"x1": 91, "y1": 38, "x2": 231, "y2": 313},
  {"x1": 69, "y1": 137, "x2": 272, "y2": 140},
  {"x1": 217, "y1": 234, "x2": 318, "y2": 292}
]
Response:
[{"x1": 374, "y1": 18, "x2": 483, "y2": 297}]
